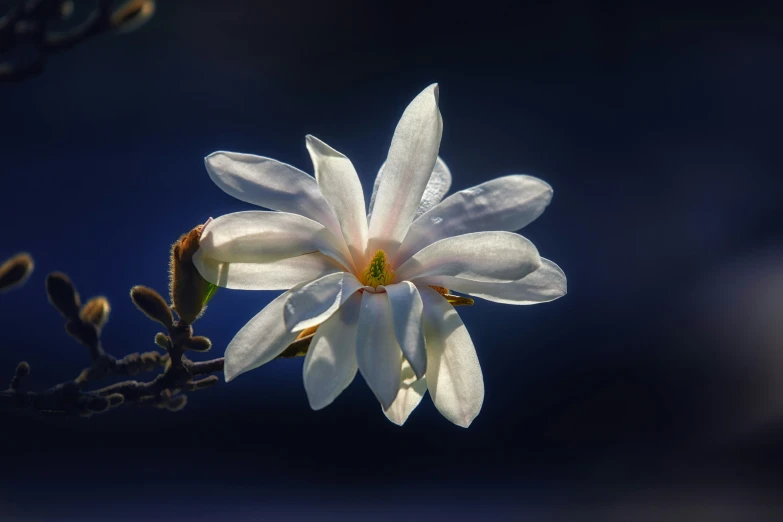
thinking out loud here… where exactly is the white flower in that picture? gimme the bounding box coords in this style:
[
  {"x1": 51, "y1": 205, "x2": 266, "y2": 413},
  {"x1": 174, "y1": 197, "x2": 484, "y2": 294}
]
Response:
[{"x1": 194, "y1": 84, "x2": 566, "y2": 427}]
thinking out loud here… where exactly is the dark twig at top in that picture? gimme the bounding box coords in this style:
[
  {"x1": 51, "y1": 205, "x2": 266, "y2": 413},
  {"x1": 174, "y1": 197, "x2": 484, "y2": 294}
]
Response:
[{"x1": 0, "y1": 0, "x2": 155, "y2": 82}]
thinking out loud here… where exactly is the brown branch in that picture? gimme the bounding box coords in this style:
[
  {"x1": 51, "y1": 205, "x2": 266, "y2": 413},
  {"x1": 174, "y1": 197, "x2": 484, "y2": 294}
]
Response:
[
  {"x1": 0, "y1": 264, "x2": 315, "y2": 417},
  {"x1": 0, "y1": 330, "x2": 314, "y2": 417}
]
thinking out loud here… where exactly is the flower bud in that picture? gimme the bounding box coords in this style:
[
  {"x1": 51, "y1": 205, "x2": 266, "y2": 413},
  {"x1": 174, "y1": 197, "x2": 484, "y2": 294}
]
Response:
[
  {"x1": 111, "y1": 0, "x2": 155, "y2": 33},
  {"x1": 169, "y1": 224, "x2": 217, "y2": 324},
  {"x1": 59, "y1": 1, "x2": 74, "y2": 19},
  {"x1": 154, "y1": 332, "x2": 170, "y2": 350},
  {"x1": 8, "y1": 361, "x2": 30, "y2": 391},
  {"x1": 14, "y1": 361, "x2": 30, "y2": 378},
  {"x1": 46, "y1": 272, "x2": 81, "y2": 319},
  {"x1": 130, "y1": 286, "x2": 173, "y2": 329},
  {"x1": 0, "y1": 253, "x2": 34, "y2": 293},
  {"x1": 182, "y1": 335, "x2": 212, "y2": 352},
  {"x1": 80, "y1": 296, "x2": 111, "y2": 330}
]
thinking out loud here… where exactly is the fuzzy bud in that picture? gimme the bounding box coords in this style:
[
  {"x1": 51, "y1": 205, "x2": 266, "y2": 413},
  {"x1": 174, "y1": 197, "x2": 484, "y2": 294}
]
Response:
[
  {"x1": 0, "y1": 253, "x2": 34, "y2": 293},
  {"x1": 154, "y1": 332, "x2": 170, "y2": 350},
  {"x1": 59, "y1": 0, "x2": 74, "y2": 19},
  {"x1": 182, "y1": 336, "x2": 211, "y2": 352},
  {"x1": 80, "y1": 296, "x2": 111, "y2": 330},
  {"x1": 8, "y1": 361, "x2": 30, "y2": 391},
  {"x1": 169, "y1": 224, "x2": 216, "y2": 324},
  {"x1": 14, "y1": 361, "x2": 30, "y2": 378},
  {"x1": 130, "y1": 286, "x2": 173, "y2": 328},
  {"x1": 111, "y1": 0, "x2": 155, "y2": 33},
  {"x1": 46, "y1": 272, "x2": 81, "y2": 319}
]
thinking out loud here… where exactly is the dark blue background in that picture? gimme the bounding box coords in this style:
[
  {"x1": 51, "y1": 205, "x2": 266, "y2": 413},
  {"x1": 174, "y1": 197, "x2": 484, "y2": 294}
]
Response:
[{"x1": 2, "y1": 1, "x2": 783, "y2": 519}]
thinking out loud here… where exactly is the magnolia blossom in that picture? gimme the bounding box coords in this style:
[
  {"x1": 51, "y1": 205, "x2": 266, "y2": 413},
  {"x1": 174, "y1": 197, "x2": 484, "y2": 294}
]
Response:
[{"x1": 193, "y1": 84, "x2": 566, "y2": 427}]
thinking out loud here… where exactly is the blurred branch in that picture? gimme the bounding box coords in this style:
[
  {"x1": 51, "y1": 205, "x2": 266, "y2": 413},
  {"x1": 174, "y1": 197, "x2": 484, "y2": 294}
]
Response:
[{"x1": 0, "y1": 0, "x2": 155, "y2": 82}]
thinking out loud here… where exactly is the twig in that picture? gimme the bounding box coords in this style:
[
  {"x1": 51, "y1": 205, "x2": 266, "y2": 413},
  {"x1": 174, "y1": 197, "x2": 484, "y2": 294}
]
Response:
[
  {"x1": 0, "y1": 0, "x2": 155, "y2": 82},
  {"x1": 0, "y1": 241, "x2": 314, "y2": 417}
]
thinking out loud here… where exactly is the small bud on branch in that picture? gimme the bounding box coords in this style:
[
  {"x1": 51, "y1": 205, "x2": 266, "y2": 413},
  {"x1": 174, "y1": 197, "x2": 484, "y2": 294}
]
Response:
[
  {"x1": 80, "y1": 296, "x2": 111, "y2": 330},
  {"x1": 170, "y1": 224, "x2": 216, "y2": 325},
  {"x1": 46, "y1": 272, "x2": 81, "y2": 319},
  {"x1": 0, "y1": 253, "x2": 34, "y2": 293},
  {"x1": 182, "y1": 336, "x2": 211, "y2": 352},
  {"x1": 130, "y1": 286, "x2": 173, "y2": 329}
]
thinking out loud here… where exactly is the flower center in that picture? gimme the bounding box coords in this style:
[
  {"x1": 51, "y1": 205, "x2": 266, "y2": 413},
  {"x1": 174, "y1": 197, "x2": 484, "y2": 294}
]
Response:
[{"x1": 362, "y1": 250, "x2": 394, "y2": 288}]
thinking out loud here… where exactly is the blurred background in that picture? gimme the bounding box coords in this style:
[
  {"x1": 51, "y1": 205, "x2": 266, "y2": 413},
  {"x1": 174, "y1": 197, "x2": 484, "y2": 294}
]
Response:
[{"x1": 1, "y1": 0, "x2": 783, "y2": 520}]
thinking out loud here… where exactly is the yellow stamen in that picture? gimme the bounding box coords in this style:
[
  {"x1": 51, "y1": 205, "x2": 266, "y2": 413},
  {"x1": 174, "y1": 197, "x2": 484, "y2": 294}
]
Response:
[
  {"x1": 429, "y1": 285, "x2": 474, "y2": 307},
  {"x1": 362, "y1": 250, "x2": 394, "y2": 288},
  {"x1": 296, "y1": 325, "x2": 319, "y2": 339}
]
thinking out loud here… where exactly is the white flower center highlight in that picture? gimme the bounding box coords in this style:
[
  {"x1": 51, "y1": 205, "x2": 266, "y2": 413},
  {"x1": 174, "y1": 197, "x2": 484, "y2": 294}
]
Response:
[{"x1": 362, "y1": 249, "x2": 394, "y2": 289}]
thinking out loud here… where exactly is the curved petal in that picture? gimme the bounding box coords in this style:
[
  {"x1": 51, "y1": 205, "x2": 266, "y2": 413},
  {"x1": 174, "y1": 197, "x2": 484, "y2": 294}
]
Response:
[
  {"x1": 224, "y1": 289, "x2": 301, "y2": 382},
  {"x1": 368, "y1": 84, "x2": 443, "y2": 254},
  {"x1": 423, "y1": 258, "x2": 567, "y2": 305},
  {"x1": 384, "y1": 281, "x2": 427, "y2": 379},
  {"x1": 204, "y1": 151, "x2": 342, "y2": 235},
  {"x1": 197, "y1": 211, "x2": 337, "y2": 264},
  {"x1": 395, "y1": 231, "x2": 541, "y2": 284},
  {"x1": 383, "y1": 360, "x2": 428, "y2": 426},
  {"x1": 284, "y1": 272, "x2": 364, "y2": 332},
  {"x1": 303, "y1": 292, "x2": 362, "y2": 410},
  {"x1": 194, "y1": 250, "x2": 341, "y2": 290},
  {"x1": 419, "y1": 286, "x2": 484, "y2": 428},
  {"x1": 306, "y1": 135, "x2": 368, "y2": 269},
  {"x1": 369, "y1": 156, "x2": 452, "y2": 221},
  {"x1": 355, "y1": 291, "x2": 403, "y2": 410},
  {"x1": 395, "y1": 175, "x2": 552, "y2": 265}
]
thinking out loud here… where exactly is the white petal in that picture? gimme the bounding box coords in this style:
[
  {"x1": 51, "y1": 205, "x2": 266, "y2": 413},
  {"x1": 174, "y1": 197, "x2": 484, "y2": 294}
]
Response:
[
  {"x1": 384, "y1": 281, "x2": 427, "y2": 379},
  {"x1": 205, "y1": 151, "x2": 342, "y2": 235},
  {"x1": 383, "y1": 360, "x2": 428, "y2": 426},
  {"x1": 306, "y1": 135, "x2": 368, "y2": 269},
  {"x1": 194, "y1": 250, "x2": 341, "y2": 290},
  {"x1": 224, "y1": 289, "x2": 301, "y2": 382},
  {"x1": 355, "y1": 291, "x2": 403, "y2": 410},
  {"x1": 369, "y1": 156, "x2": 452, "y2": 220},
  {"x1": 302, "y1": 292, "x2": 361, "y2": 410},
  {"x1": 284, "y1": 272, "x2": 364, "y2": 332},
  {"x1": 395, "y1": 231, "x2": 541, "y2": 284},
  {"x1": 415, "y1": 157, "x2": 452, "y2": 218},
  {"x1": 368, "y1": 84, "x2": 443, "y2": 254},
  {"x1": 419, "y1": 286, "x2": 484, "y2": 428},
  {"x1": 423, "y1": 258, "x2": 567, "y2": 305},
  {"x1": 395, "y1": 175, "x2": 552, "y2": 265},
  {"x1": 197, "y1": 211, "x2": 337, "y2": 264}
]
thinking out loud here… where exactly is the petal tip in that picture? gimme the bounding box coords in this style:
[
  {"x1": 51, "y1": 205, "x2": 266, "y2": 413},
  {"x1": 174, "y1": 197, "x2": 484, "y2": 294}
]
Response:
[
  {"x1": 384, "y1": 414, "x2": 406, "y2": 427},
  {"x1": 306, "y1": 395, "x2": 330, "y2": 411},
  {"x1": 204, "y1": 151, "x2": 225, "y2": 164}
]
